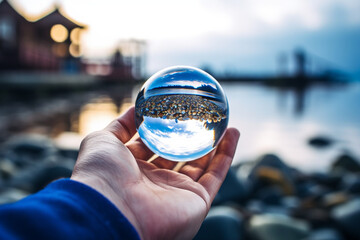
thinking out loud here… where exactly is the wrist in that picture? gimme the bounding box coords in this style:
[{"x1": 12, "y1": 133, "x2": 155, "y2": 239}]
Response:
[{"x1": 70, "y1": 175, "x2": 145, "y2": 239}]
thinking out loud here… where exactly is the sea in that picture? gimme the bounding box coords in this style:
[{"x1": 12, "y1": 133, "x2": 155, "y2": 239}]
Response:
[{"x1": 1, "y1": 80, "x2": 360, "y2": 173}]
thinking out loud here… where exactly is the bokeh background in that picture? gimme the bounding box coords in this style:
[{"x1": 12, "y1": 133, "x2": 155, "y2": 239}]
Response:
[{"x1": 1, "y1": 0, "x2": 360, "y2": 238}]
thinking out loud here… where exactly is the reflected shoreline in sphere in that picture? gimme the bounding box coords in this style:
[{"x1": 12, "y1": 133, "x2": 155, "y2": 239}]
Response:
[{"x1": 135, "y1": 66, "x2": 229, "y2": 162}]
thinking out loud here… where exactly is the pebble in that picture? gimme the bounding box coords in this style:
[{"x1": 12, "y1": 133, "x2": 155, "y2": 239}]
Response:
[
  {"x1": 194, "y1": 206, "x2": 244, "y2": 240},
  {"x1": 331, "y1": 153, "x2": 360, "y2": 174},
  {"x1": 0, "y1": 134, "x2": 76, "y2": 197},
  {"x1": 0, "y1": 137, "x2": 359, "y2": 240},
  {"x1": 249, "y1": 154, "x2": 295, "y2": 195},
  {"x1": 2, "y1": 134, "x2": 58, "y2": 168},
  {"x1": 282, "y1": 196, "x2": 301, "y2": 210},
  {"x1": 321, "y1": 192, "x2": 350, "y2": 208},
  {"x1": 305, "y1": 228, "x2": 344, "y2": 240},
  {"x1": 0, "y1": 188, "x2": 29, "y2": 205},
  {"x1": 213, "y1": 168, "x2": 250, "y2": 205},
  {"x1": 248, "y1": 214, "x2": 310, "y2": 240},
  {"x1": 255, "y1": 186, "x2": 284, "y2": 205},
  {"x1": 308, "y1": 136, "x2": 334, "y2": 148},
  {"x1": 136, "y1": 94, "x2": 227, "y2": 123},
  {"x1": 342, "y1": 175, "x2": 360, "y2": 194},
  {"x1": 331, "y1": 199, "x2": 360, "y2": 239}
]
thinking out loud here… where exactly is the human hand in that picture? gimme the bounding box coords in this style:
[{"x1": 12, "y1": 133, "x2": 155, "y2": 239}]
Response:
[{"x1": 71, "y1": 106, "x2": 240, "y2": 240}]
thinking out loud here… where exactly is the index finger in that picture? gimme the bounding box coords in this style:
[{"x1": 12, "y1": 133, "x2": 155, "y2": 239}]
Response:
[
  {"x1": 197, "y1": 128, "x2": 240, "y2": 202},
  {"x1": 104, "y1": 106, "x2": 137, "y2": 143}
]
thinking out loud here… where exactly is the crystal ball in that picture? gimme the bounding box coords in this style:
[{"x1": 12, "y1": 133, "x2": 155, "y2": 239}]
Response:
[{"x1": 135, "y1": 66, "x2": 229, "y2": 162}]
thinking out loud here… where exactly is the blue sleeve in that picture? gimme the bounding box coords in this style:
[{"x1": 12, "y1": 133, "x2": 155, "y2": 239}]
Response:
[{"x1": 0, "y1": 179, "x2": 140, "y2": 240}]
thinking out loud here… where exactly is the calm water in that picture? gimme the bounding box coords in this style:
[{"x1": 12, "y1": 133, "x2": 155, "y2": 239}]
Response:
[
  {"x1": 69, "y1": 81, "x2": 360, "y2": 172},
  {"x1": 3, "y1": 81, "x2": 360, "y2": 172},
  {"x1": 224, "y1": 82, "x2": 360, "y2": 172}
]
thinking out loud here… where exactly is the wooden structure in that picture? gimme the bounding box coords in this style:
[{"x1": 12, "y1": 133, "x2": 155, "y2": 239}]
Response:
[{"x1": 0, "y1": 0, "x2": 86, "y2": 72}]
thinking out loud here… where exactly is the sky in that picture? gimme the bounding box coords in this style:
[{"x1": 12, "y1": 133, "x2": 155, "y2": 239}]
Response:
[{"x1": 8, "y1": 0, "x2": 360, "y2": 77}]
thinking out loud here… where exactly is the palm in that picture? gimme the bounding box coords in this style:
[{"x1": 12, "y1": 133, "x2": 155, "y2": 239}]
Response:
[
  {"x1": 72, "y1": 107, "x2": 239, "y2": 240},
  {"x1": 131, "y1": 160, "x2": 209, "y2": 240}
]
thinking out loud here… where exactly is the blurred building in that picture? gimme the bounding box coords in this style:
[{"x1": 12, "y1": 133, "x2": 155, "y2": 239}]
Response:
[
  {"x1": 83, "y1": 39, "x2": 146, "y2": 81},
  {"x1": 0, "y1": 0, "x2": 85, "y2": 73},
  {"x1": 118, "y1": 39, "x2": 147, "y2": 80},
  {"x1": 0, "y1": 0, "x2": 147, "y2": 81}
]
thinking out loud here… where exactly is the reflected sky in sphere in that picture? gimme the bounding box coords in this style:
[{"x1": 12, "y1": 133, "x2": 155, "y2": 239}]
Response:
[
  {"x1": 138, "y1": 117, "x2": 215, "y2": 161},
  {"x1": 135, "y1": 66, "x2": 229, "y2": 162}
]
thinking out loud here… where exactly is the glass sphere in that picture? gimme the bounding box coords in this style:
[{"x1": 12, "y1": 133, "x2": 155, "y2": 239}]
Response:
[{"x1": 135, "y1": 66, "x2": 229, "y2": 162}]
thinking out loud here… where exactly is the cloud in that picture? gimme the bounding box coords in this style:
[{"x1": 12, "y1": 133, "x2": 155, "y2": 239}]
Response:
[
  {"x1": 138, "y1": 117, "x2": 214, "y2": 158},
  {"x1": 13, "y1": 0, "x2": 360, "y2": 74},
  {"x1": 164, "y1": 80, "x2": 216, "y2": 89},
  {"x1": 218, "y1": 0, "x2": 360, "y2": 34}
]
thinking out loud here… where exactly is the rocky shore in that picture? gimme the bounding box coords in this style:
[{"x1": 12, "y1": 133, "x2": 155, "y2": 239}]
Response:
[
  {"x1": 1, "y1": 134, "x2": 360, "y2": 240},
  {"x1": 136, "y1": 94, "x2": 227, "y2": 123},
  {"x1": 0, "y1": 134, "x2": 76, "y2": 204},
  {"x1": 195, "y1": 153, "x2": 360, "y2": 240}
]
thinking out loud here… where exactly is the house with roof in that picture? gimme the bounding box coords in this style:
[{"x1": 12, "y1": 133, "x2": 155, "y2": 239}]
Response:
[{"x1": 0, "y1": 0, "x2": 85, "y2": 73}]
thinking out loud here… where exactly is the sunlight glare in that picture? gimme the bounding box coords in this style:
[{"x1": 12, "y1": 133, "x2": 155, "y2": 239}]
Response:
[{"x1": 78, "y1": 101, "x2": 118, "y2": 136}]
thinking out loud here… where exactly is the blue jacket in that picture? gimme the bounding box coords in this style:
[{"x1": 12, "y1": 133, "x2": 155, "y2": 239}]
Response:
[{"x1": 0, "y1": 179, "x2": 140, "y2": 239}]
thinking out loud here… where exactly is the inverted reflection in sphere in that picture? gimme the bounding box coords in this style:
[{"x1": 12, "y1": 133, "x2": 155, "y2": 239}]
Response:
[{"x1": 135, "y1": 66, "x2": 229, "y2": 162}]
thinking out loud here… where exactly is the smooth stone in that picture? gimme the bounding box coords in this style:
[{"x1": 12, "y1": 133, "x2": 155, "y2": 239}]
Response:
[
  {"x1": 321, "y1": 192, "x2": 349, "y2": 208},
  {"x1": 296, "y1": 181, "x2": 330, "y2": 199},
  {"x1": 246, "y1": 200, "x2": 265, "y2": 214},
  {"x1": 236, "y1": 161, "x2": 255, "y2": 181},
  {"x1": 347, "y1": 180, "x2": 360, "y2": 195},
  {"x1": 0, "y1": 159, "x2": 17, "y2": 180},
  {"x1": 248, "y1": 154, "x2": 295, "y2": 195},
  {"x1": 245, "y1": 200, "x2": 290, "y2": 218},
  {"x1": 331, "y1": 199, "x2": 360, "y2": 239},
  {"x1": 213, "y1": 167, "x2": 249, "y2": 205},
  {"x1": 342, "y1": 175, "x2": 360, "y2": 194},
  {"x1": 194, "y1": 206, "x2": 244, "y2": 240},
  {"x1": 31, "y1": 164, "x2": 73, "y2": 192},
  {"x1": 307, "y1": 136, "x2": 334, "y2": 148},
  {"x1": 310, "y1": 172, "x2": 342, "y2": 189},
  {"x1": 331, "y1": 154, "x2": 360, "y2": 174},
  {"x1": 248, "y1": 214, "x2": 310, "y2": 240},
  {"x1": 251, "y1": 154, "x2": 289, "y2": 170},
  {"x1": 3, "y1": 134, "x2": 58, "y2": 167},
  {"x1": 282, "y1": 196, "x2": 301, "y2": 210},
  {"x1": 263, "y1": 206, "x2": 290, "y2": 216},
  {"x1": 57, "y1": 149, "x2": 78, "y2": 161},
  {"x1": 255, "y1": 186, "x2": 284, "y2": 205},
  {"x1": 0, "y1": 188, "x2": 29, "y2": 205},
  {"x1": 8, "y1": 161, "x2": 74, "y2": 193},
  {"x1": 296, "y1": 182, "x2": 315, "y2": 199},
  {"x1": 292, "y1": 207, "x2": 331, "y2": 228},
  {"x1": 304, "y1": 228, "x2": 344, "y2": 240},
  {"x1": 296, "y1": 181, "x2": 323, "y2": 198}
]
